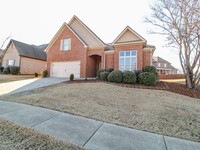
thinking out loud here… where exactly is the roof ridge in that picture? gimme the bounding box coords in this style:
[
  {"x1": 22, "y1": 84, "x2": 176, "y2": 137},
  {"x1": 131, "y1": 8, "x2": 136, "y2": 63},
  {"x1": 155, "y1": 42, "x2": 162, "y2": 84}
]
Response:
[{"x1": 68, "y1": 15, "x2": 106, "y2": 46}]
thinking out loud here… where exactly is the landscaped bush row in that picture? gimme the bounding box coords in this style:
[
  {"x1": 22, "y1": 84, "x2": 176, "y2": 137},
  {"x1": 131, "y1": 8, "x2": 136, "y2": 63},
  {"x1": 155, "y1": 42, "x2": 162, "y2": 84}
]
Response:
[
  {"x1": 98, "y1": 66, "x2": 158, "y2": 86},
  {"x1": 1, "y1": 66, "x2": 20, "y2": 75}
]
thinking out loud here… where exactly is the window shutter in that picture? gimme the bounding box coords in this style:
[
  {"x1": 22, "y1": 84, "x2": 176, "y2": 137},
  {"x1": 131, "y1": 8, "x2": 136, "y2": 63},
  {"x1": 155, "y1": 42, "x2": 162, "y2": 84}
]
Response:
[
  {"x1": 60, "y1": 39, "x2": 63, "y2": 50},
  {"x1": 68, "y1": 39, "x2": 71, "y2": 50}
]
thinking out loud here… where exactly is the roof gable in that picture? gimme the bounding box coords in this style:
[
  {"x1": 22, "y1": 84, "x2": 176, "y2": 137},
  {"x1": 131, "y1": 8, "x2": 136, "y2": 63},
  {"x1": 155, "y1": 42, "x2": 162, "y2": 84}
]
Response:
[
  {"x1": 68, "y1": 15, "x2": 105, "y2": 47},
  {"x1": 112, "y1": 26, "x2": 146, "y2": 44},
  {"x1": 45, "y1": 23, "x2": 87, "y2": 52},
  {"x1": 8, "y1": 39, "x2": 47, "y2": 60},
  {"x1": 153, "y1": 56, "x2": 170, "y2": 63}
]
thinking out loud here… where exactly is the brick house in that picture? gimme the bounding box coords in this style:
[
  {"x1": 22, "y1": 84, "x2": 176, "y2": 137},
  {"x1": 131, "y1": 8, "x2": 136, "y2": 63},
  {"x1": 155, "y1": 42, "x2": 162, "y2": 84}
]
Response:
[
  {"x1": 45, "y1": 15, "x2": 156, "y2": 78},
  {"x1": 0, "y1": 49, "x2": 5, "y2": 66},
  {"x1": 2, "y1": 39, "x2": 48, "y2": 74},
  {"x1": 153, "y1": 56, "x2": 177, "y2": 74}
]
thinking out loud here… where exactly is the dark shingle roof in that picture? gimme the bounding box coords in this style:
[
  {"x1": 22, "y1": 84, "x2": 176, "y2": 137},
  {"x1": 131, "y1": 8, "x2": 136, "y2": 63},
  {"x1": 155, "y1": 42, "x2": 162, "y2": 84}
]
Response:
[
  {"x1": 153, "y1": 56, "x2": 169, "y2": 63},
  {"x1": 152, "y1": 56, "x2": 177, "y2": 70},
  {"x1": 145, "y1": 44, "x2": 156, "y2": 49},
  {"x1": 11, "y1": 39, "x2": 48, "y2": 60},
  {"x1": 105, "y1": 43, "x2": 114, "y2": 50}
]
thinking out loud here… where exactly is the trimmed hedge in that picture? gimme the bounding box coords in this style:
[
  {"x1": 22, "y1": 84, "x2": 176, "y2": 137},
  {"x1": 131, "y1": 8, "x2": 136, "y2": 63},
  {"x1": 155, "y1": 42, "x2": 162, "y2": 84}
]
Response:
[
  {"x1": 0, "y1": 66, "x2": 4, "y2": 72},
  {"x1": 142, "y1": 66, "x2": 158, "y2": 80},
  {"x1": 41, "y1": 70, "x2": 48, "y2": 78},
  {"x1": 139, "y1": 72, "x2": 157, "y2": 85},
  {"x1": 97, "y1": 69, "x2": 105, "y2": 78},
  {"x1": 3, "y1": 68, "x2": 8, "y2": 74},
  {"x1": 142, "y1": 66, "x2": 157, "y2": 73},
  {"x1": 135, "y1": 70, "x2": 143, "y2": 83},
  {"x1": 107, "y1": 70, "x2": 123, "y2": 83},
  {"x1": 10, "y1": 66, "x2": 20, "y2": 75},
  {"x1": 34, "y1": 73, "x2": 39, "y2": 77},
  {"x1": 6, "y1": 67, "x2": 11, "y2": 74},
  {"x1": 100, "y1": 71, "x2": 109, "y2": 81},
  {"x1": 123, "y1": 71, "x2": 136, "y2": 84},
  {"x1": 70, "y1": 74, "x2": 74, "y2": 81},
  {"x1": 106, "y1": 68, "x2": 114, "y2": 73}
]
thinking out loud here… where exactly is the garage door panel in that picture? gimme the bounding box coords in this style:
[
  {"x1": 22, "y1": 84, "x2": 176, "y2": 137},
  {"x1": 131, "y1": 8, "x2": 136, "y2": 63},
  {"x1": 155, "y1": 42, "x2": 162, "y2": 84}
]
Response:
[{"x1": 51, "y1": 61, "x2": 80, "y2": 78}]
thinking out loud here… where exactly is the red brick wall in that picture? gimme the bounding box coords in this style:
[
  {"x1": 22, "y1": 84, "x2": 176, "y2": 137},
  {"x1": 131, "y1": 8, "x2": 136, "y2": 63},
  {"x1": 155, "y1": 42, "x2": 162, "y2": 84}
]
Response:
[
  {"x1": 47, "y1": 26, "x2": 87, "y2": 77},
  {"x1": 159, "y1": 74, "x2": 185, "y2": 79},
  {"x1": 113, "y1": 43, "x2": 144, "y2": 70},
  {"x1": 143, "y1": 51, "x2": 151, "y2": 67},
  {"x1": 105, "y1": 52, "x2": 114, "y2": 69}
]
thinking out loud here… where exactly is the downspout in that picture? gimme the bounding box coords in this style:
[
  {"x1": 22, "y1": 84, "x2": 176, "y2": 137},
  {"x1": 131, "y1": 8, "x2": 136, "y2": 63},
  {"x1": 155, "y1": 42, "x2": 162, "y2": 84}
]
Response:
[
  {"x1": 19, "y1": 56, "x2": 21, "y2": 74},
  {"x1": 104, "y1": 50, "x2": 106, "y2": 69}
]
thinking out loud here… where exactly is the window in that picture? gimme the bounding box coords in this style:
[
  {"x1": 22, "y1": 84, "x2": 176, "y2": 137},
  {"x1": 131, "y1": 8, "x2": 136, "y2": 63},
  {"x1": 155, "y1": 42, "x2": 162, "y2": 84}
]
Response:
[
  {"x1": 158, "y1": 63, "x2": 161, "y2": 67},
  {"x1": 119, "y1": 50, "x2": 137, "y2": 72},
  {"x1": 164, "y1": 63, "x2": 167, "y2": 68},
  {"x1": 8, "y1": 60, "x2": 15, "y2": 66},
  {"x1": 61, "y1": 39, "x2": 71, "y2": 51}
]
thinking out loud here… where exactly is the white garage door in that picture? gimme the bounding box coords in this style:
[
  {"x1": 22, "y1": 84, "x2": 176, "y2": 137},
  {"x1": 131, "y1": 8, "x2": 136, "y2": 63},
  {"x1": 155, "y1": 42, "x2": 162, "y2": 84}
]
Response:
[{"x1": 51, "y1": 61, "x2": 80, "y2": 78}]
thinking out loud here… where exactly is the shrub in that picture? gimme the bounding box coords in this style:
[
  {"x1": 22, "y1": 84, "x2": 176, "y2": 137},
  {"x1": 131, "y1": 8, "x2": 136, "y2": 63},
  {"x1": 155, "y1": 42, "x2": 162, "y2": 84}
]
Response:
[
  {"x1": 107, "y1": 70, "x2": 123, "y2": 83},
  {"x1": 10, "y1": 66, "x2": 20, "y2": 75},
  {"x1": 123, "y1": 71, "x2": 136, "y2": 84},
  {"x1": 6, "y1": 66, "x2": 11, "y2": 74},
  {"x1": 41, "y1": 70, "x2": 48, "y2": 78},
  {"x1": 142, "y1": 66, "x2": 156, "y2": 73},
  {"x1": 70, "y1": 74, "x2": 74, "y2": 81},
  {"x1": 142, "y1": 66, "x2": 158, "y2": 80},
  {"x1": 139, "y1": 72, "x2": 157, "y2": 85},
  {"x1": 135, "y1": 70, "x2": 143, "y2": 83},
  {"x1": 99, "y1": 71, "x2": 109, "y2": 81},
  {"x1": 97, "y1": 69, "x2": 105, "y2": 78},
  {"x1": 3, "y1": 68, "x2": 8, "y2": 74},
  {"x1": 106, "y1": 68, "x2": 114, "y2": 73},
  {"x1": 34, "y1": 73, "x2": 38, "y2": 77},
  {"x1": 0, "y1": 66, "x2": 4, "y2": 72}
]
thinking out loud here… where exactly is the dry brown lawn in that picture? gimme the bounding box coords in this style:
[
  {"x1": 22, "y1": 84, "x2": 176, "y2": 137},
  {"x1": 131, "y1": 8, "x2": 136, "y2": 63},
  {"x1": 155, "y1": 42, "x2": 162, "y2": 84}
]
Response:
[
  {"x1": 0, "y1": 74, "x2": 34, "y2": 83},
  {"x1": 1, "y1": 82, "x2": 200, "y2": 142},
  {"x1": 161, "y1": 79, "x2": 186, "y2": 84},
  {"x1": 0, "y1": 119, "x2": 85, "y2": 150}
]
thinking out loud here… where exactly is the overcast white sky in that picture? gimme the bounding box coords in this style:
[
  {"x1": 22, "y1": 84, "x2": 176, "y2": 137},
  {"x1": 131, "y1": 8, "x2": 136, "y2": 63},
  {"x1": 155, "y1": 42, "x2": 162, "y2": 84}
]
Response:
[{"x1": 0, "y1": 0, "x2": 181, "y2": 71}]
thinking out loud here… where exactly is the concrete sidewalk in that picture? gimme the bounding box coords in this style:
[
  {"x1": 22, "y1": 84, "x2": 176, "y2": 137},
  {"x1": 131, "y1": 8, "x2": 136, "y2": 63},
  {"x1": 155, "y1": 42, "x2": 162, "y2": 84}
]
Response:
[
  {"x1": 0, "y1": 100, "x2": 199, "y2": 150},
  {"x1": 0, "y1": 77, "x2": 68, "y2": 96}
]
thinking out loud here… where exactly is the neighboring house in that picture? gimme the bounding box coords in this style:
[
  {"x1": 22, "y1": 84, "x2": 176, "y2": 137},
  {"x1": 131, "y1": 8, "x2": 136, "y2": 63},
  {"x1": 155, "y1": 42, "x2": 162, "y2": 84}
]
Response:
[
  {"x1": 2, "y1": 39, "x2": 48, "y2": 74},
  {"x1": 45, "y1": 15, "x2": 156, "y2": 78},
  {"x1": 0, "y1": 49, "x2": 5, "y2": 66},
  {"x1": 152, "y1": 56, "x2": 177, "y2": 74}
]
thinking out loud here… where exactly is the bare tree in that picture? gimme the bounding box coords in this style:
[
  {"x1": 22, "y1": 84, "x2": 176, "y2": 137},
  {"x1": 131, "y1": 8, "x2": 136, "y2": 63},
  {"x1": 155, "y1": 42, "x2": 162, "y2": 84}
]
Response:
[
  {"x1": 0, "y1": 35, "x2": 11, "y2": 66},
  {"x1": 145, "y1": 0, "x2": 200, "y2": 89},
  {"x1": 0, "y1": 35, "x2": 11, "y2": 49}
]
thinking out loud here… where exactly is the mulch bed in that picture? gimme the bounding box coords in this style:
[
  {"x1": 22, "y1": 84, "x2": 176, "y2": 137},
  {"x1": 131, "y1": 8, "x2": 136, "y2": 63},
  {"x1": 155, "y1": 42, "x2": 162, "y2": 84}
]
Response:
[
  {"x1": 164, "y1": 82, "x2": 200, "y2": 99},
  {"x1": 65, "y1": 80, "x2": 168, "y2": 90},
  {"x1": 65, "y1": 79, "x2": 200, "y2": 99}
]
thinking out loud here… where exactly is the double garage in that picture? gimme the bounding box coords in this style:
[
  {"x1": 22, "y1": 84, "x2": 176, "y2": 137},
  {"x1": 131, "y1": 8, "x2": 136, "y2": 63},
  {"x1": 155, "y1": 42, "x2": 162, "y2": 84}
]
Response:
[{"x1": 50, "y1": 61, "x2": 80, "y2": 78}]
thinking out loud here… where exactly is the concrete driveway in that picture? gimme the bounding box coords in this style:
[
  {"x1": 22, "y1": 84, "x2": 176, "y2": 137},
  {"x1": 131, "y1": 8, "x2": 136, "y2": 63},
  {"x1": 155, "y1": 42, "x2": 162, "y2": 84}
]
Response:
[{"x1": 0, "y1": 78, "x2": 68, "y2": 96}]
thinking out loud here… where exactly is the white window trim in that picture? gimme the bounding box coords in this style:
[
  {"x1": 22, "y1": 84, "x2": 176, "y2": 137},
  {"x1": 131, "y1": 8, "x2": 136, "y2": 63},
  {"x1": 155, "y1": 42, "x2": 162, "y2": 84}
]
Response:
[
  {"x1": 158, "y1": 63, "x2": 161, "y2": 67},
  {"x1": 60, "y1": 38, "x2": 71, "y2": 51},
  {"x1": 8, "y1": 59, "x2": 15, "y2": 66},
  {"x1": 119, "y1": 50, "x2": 137, "y2": 72}
]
